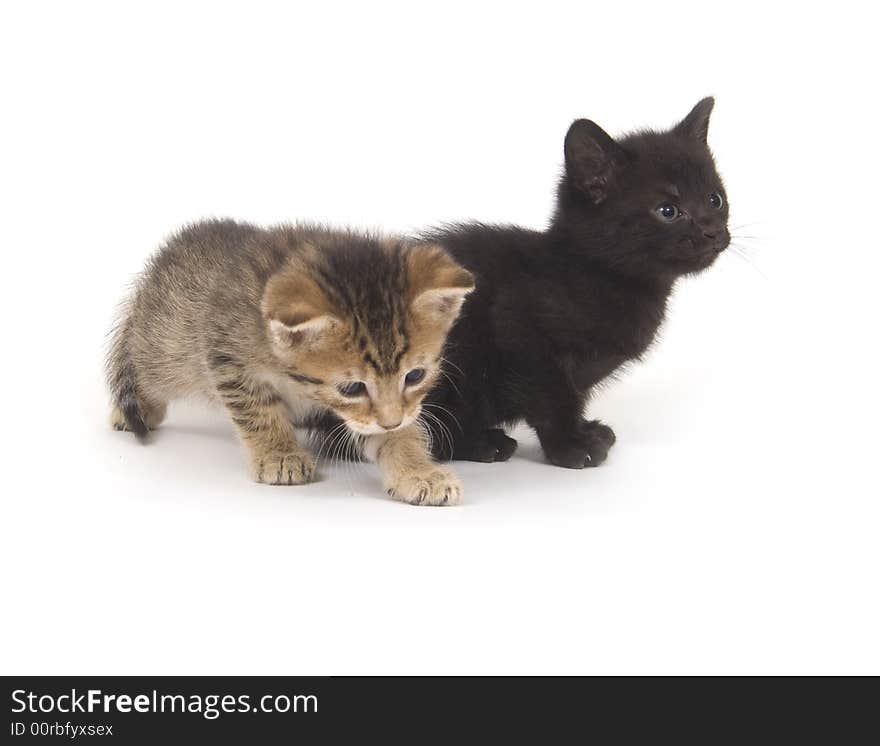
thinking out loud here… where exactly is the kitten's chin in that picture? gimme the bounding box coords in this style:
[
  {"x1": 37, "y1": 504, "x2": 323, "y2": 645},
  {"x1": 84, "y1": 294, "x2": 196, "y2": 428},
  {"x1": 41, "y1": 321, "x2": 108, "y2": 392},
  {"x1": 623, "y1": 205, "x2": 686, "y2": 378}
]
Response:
[
  {"x1": 666, "y1": 248, "x2": 723, "y2": 276},
  {"x1": 692, "y1": 249, "x2": 724, "y2": 272}
]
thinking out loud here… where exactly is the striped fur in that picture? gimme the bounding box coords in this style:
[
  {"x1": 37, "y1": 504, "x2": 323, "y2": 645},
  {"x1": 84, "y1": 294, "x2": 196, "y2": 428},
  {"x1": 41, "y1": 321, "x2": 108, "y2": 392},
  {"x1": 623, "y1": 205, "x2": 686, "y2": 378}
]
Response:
[{"x1": 106, "y1": 220, "x2": 473, "y2": 504}]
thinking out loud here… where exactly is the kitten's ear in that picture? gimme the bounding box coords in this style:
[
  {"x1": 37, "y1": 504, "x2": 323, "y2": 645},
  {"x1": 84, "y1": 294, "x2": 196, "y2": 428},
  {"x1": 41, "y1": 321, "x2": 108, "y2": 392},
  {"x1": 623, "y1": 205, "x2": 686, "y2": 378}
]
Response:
[
  {"x1": 675, "y1": 97, "x2": 715, "y2": 144},
  {"x1": 407, "y1": 244, "x2": 475, "y2": 322},
  {"x1": 564, "y1": 119, "x2": 626, "y2": 204},
  {"x1": 262, "y1": 268, "x2": 339, "y2": 347}
]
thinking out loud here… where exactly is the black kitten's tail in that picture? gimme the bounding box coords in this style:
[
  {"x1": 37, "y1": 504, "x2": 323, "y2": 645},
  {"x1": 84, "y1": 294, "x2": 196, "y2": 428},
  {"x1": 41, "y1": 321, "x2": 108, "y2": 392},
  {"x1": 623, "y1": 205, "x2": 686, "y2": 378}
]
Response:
[{"x1": 106, "y1": 313, "x2": 149, "y2": 438}]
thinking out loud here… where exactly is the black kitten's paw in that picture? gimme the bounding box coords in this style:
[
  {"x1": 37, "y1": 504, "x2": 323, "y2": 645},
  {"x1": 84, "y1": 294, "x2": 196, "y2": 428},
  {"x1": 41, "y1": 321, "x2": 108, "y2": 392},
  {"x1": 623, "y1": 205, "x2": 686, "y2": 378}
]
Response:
[
  {"x1": 483, "y1": 429, "x2": 519, "y2": 462},
  {"x1": 543, "y1": 424, "x2": 615, "y2": 469},
  {"x1": 455, "y1": 428, "x2": 518, "y2": 463},
  {"x1": 579, "y1": 419, "x2": 616, "y2": 448}
]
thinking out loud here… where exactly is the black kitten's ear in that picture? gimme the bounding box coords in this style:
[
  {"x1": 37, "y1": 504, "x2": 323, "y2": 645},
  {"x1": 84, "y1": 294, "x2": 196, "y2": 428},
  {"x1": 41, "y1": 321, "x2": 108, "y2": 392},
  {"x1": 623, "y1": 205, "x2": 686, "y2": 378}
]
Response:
[
  {"x1": 564, "y1": 119, "x2": 625, "y2": 204},
  {"x1": 675, "y1": 97, "x2": 715, "y2": 143}
]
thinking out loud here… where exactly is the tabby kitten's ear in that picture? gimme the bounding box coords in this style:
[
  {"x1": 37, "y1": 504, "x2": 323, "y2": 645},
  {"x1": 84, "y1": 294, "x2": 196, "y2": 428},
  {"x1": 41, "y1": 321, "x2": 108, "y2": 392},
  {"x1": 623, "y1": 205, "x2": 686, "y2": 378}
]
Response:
[
  {"x1": 674, "y1": 96, "x2": 715, "y2": 143},
  {"x1": 262, "y1": 267, "x2": 339, "y2": 348},
  {"x1": 564, "y1": 119, "x2": 627, "y2": 204},
  {"x1": 407, "y1": 244, "x2": 475, "y2": 322}
]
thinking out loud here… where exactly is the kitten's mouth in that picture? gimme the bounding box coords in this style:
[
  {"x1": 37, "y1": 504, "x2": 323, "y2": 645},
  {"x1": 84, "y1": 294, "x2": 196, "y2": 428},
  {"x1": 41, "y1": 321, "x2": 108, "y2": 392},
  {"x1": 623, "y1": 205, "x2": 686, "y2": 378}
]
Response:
[
  {"x1": 344, "y1": 421, "x2": 388, "y2": 436},
  {"x1": 343, "y1": 413, "x2": 418, "y2": 436},
  {"x1": 701, "y1": 231, "x2": 730, "y2": 255}
]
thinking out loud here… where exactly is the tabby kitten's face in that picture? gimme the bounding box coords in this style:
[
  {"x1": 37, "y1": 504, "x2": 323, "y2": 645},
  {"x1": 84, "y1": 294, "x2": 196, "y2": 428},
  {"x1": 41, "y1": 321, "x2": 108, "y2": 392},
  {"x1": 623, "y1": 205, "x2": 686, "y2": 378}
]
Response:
[
  {"x1": 560, "y1": 97, "x2": 730, "y2": 279},
  {"x1": 263, "y1": 241, "x2": 473, "y2": 435}
]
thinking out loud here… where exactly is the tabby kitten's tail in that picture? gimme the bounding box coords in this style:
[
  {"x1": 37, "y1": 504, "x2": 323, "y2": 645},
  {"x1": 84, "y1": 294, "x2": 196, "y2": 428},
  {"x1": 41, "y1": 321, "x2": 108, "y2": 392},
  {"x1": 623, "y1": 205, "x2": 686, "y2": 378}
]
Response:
[{"x1": 106, "y1": 313, "x2": 150, "y2": 437}]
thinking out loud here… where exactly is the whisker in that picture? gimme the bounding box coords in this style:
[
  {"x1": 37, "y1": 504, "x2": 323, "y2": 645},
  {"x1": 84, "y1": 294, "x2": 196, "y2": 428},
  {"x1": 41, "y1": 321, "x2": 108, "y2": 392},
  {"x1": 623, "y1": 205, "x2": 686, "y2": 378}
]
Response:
[
  {"x1": 420, "y1": 408, "x2": 454, "y2": 460},
  {"x1": 328, "y1": 424, "x2": 348, "y2": 475},
  {"x1": 728, "y1": 244, "x2": 769, "y2": 280},
  {"x1": 439, "y1": 355, "x2": 465, "y2": 378},
  {"x1": 422, "y1": 402, "x2": 463, "y2": 435},
  {"x1": 416, "y1": 419, "x2": 434, "y2": 455},
  {"x1": 315, "y1": 421, "x2": 347, "y2": 465},
  {"x1": 438, "y1": 370, "x2": 463, "y2": 400},
  {"x1": 418, "y1": 411, "x2": 442, "y2": 455},
  {"x1": 342, "y1": 429, "x2": 358, "y2": 493},
  {"x1": 728, "y1": 221, "x2": 766, "y2": 232}
]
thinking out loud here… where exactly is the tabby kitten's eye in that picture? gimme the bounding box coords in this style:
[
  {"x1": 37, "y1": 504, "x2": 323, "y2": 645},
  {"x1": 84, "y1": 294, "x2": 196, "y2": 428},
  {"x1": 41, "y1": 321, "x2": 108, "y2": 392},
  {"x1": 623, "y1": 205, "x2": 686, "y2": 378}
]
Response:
[
  {"x1": 337, "y1": 381, "x2": 367, "y2": 397},
  {"x1": 656, "y1": 204, "x2": 680, "y2": 221},
  {"x1": 404, "y1": 368, "x2": 426, "y2": 386},
  {"x1": 709, "y1": 192, "x2": 724, "y2": 209}
]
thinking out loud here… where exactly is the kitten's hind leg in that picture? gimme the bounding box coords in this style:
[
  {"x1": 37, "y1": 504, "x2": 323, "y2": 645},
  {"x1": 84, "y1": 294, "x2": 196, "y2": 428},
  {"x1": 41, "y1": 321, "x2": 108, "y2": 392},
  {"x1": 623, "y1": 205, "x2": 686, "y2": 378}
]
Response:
[{"x1": 451, "y1": 428, "x2": 518, "y2": 463}]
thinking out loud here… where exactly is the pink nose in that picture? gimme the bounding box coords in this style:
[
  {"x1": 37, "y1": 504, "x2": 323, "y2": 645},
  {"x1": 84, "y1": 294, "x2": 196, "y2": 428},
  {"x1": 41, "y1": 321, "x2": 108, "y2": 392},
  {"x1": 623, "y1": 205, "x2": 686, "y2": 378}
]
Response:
[{"x1": 379, "y1": 418, "x2": 402, "y2": 431}]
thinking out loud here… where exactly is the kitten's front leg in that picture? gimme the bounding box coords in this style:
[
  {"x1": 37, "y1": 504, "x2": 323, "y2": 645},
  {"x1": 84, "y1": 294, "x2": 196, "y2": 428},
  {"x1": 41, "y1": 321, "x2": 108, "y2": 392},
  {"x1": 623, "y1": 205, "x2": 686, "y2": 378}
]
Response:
[
  {"x1": 450, "y1": 428, "x2": 518, "y2": 463},
  {"x1": 364, "y1": 425, "x2": 463, "y2": 506},
  {"x1": 525, "y1": 370, "x2": 616, "y2": 469},
  {"x1": 213, "y1": 366, "x2": 315, "y2": 485},
  {"x1": 532, "y1": 412, "x2": 617, "y2": 469}
]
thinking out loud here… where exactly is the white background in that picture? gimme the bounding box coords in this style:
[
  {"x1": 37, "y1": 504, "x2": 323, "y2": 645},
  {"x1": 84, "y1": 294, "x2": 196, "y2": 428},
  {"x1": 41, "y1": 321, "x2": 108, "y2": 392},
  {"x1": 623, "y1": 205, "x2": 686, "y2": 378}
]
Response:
[{"x1": 2, "y1": 1, "x2": 877, "y2": 675}]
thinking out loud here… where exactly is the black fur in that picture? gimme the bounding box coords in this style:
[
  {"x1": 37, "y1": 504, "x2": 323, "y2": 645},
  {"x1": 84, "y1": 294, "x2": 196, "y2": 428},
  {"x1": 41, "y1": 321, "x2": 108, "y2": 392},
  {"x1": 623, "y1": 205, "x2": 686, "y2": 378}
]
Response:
[{"x1": 424, "y1": 98, "x2": 729, "y2": 468}]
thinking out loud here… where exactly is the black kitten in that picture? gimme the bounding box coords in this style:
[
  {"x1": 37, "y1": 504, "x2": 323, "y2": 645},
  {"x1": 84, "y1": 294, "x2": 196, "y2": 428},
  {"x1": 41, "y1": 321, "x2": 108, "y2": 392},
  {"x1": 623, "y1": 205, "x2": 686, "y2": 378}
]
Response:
[{"x1": 423, "y1": 98, "x2": 730, "y2": 467}]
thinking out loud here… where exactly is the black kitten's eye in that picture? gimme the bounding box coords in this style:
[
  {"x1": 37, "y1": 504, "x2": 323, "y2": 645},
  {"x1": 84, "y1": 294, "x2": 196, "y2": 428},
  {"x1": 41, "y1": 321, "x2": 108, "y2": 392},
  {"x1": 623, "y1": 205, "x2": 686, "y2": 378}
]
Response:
[
  {"x1": 404, "y1": 368, "x2": 426, "y2": 386},
  {"x1": 709, "y1": 192, "x2": 724, "y2": 209},
  {"x1": 337, "y1": 381, "x2": 367, "y2": 397},
  {"x1": 656, "y1": 204, "x2": 680, "y2": 221}
]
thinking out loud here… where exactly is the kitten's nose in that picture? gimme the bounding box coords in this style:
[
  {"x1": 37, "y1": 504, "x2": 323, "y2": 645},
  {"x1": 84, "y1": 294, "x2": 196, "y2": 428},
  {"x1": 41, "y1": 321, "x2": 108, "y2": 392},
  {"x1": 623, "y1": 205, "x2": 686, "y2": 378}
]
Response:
[
  {"x1": 702, "y1": 227, "x2": 729, "y2": 250},
  {"x1": 375, "y1": 394, "x2": 404, "y2": 431},
  {"x1": 376, "y1": 407, "x2": 404, "y2": 430}
]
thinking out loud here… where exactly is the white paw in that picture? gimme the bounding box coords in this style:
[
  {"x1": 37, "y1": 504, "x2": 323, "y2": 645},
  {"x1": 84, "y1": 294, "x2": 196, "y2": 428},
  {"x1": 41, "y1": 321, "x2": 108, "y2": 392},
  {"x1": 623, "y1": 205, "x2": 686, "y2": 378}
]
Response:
[
  {"x1": 386, "y1": 467, "x2": 463, "y2": 506},
  {"x1": 251, "y1": 451, "x2": 316, "y2": 485}
]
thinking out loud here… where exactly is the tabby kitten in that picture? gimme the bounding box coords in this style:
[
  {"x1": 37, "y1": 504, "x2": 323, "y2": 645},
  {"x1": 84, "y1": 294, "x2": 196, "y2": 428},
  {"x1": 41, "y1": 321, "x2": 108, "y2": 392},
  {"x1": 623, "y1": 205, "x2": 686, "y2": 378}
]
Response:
[
  {"x1": 423, "y1": 98, "x2": 730, "y2": 467},
  {"x1": 107, "y1": 220, "x2": 474, "y2": 505}
]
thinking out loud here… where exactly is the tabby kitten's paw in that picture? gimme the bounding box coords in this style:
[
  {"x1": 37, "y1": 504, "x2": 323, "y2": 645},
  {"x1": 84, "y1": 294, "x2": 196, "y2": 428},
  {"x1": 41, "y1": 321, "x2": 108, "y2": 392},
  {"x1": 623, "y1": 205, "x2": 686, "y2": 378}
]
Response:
[
  {"x1": 251, "y1": 450, "x2": 316, "y2": 485},
  {"x1": 544, "y1": 421, "x2": 616, "y2": 469},
  {"x1": 387, "y1": 467, "x2": 463, "y2": 506}
]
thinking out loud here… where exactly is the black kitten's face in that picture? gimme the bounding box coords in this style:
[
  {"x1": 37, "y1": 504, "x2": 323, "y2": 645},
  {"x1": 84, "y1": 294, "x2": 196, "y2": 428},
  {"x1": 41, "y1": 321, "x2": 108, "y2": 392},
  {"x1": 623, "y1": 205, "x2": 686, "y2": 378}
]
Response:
[
  {"x1": 619, "y1": 139, "x2": 730, "y2": 275},
  {"x1": 560, "y1": 97, "x2": 729, "y2": 280}
]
